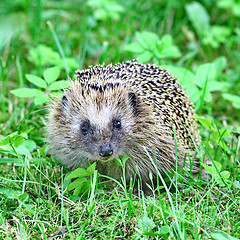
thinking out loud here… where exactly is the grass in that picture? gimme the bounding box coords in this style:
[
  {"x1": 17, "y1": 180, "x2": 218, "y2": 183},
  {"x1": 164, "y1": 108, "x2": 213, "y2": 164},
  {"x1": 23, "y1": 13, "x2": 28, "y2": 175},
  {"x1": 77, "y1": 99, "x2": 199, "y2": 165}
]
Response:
[{"x1": 0, "y1": 0, "x2": 240, "y2": 239}]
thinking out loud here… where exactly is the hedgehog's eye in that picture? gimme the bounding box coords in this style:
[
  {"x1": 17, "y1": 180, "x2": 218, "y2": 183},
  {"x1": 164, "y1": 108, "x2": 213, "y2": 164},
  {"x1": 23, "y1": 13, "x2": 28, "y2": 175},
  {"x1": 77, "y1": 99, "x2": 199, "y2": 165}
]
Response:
[
  {"x1": 113, "y1": 119, "x2": 121, "y2": 129},
  {"x1": 81, "y1": 122, "x2": 90, "y2": 135}
]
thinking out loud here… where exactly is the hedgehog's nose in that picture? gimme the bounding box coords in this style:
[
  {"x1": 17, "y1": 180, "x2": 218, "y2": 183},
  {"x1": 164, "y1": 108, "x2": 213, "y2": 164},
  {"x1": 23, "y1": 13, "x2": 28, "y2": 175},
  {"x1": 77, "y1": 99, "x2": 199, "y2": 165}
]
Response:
[{"x1": 99, "y1": 143, "x2": 113, "y2": 157}]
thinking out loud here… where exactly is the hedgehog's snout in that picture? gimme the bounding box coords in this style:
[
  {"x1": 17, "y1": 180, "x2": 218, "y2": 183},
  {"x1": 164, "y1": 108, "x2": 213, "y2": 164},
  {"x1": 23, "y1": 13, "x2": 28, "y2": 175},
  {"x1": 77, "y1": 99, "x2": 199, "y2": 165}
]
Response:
[{"x1": 99, "y1": 143, "x2": 113, "y2": 158}]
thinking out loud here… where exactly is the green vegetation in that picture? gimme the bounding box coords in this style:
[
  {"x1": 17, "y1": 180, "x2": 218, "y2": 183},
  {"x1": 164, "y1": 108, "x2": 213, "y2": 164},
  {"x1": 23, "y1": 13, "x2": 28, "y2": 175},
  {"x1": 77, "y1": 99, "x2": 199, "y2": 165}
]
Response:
[{"x1": 0, "y1": 0, "x2": 239, "y2": 239}]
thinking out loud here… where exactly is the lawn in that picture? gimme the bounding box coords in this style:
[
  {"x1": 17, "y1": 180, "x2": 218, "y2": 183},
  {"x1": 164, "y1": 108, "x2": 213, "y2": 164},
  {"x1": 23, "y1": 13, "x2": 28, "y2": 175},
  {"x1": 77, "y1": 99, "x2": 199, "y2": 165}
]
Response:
[{"x1": 0, "y1": 0, "x2": 239, "y2": 239}]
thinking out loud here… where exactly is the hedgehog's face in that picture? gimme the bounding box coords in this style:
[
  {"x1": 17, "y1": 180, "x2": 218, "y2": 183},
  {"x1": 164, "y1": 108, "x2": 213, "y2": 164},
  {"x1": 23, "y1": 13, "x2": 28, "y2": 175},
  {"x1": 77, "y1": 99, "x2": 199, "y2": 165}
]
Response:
[{"x1": 58, "y1": 82, "x2": 138, "y2": 162}]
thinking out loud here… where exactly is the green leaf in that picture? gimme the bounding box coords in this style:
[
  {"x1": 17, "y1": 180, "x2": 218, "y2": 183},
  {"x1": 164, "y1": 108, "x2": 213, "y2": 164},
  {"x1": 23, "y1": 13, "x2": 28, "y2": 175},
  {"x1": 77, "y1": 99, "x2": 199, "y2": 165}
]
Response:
[
  {"x1": 73, "y1": 185, "x2": 84, "y2": 196},
  {"x1": 213, "y1": 56, "x2": 227, "y2": 74},
  {"x1": 88, "y1": 0, "x2": 125, "y2": 21},
  {"x1": 16, "y1": 145, "x2": 32, "y2": 158},
  {"x1": 64, "y1": 58, "x2": 79, "y2": 71},
  {"x1": 0, "y1": 136, "x2": 10, "y2": 146},
  {"x1": 115, "y1": 157, "x2": 123, "y2": 167},
  {"x1": 123, "y1": 42, "x2": 144, "y2": 53},
  {"x1": 217, "y1": 0, "x2": 235, "y2": 9},
  {"x1": 202, "y1": 160, "x2": 230, "y2": 185},
  {"x1": 212, "y1": 127, "x2": 231, "y2": 141},
  {"x1": 217, "y1": 140, "x2": 229, "y2": 152},
  {"x1": 233, "y1": 4, "x2": 240, "y2": 16},
  {"x1": 222, "y1": 93, "x2": 240, "y2": 109},
  {"x1": 19, "y1": 132, "x2": 28, "y2": 140},
  {"x1": 121, "y1": 155, "x2": 129, "y2": 165},
  {"x1": 49, "y1": 80, "x2": 71, "y2": 90},
  {"x1": 194, "y1": 62, "x2": 225, "y2": 102},
  {"x1": 11, "y1": 88, "x2": 45, "y2": 98},
  {"x1": 212, "y1": 126, "x2": 232, "y2": 151},
  {"x1": 106, "y1": 2, "x2": 125, "y2": 13},
  {"x1": 196, "y1": 116, "x2": 215, "y2": 131},
  {"x1": 138, "y1": 217, "x2": 156, "y2": 233},
  {"x1": 10, "y1": 133, "x2": 21, "y2": 142},
  {"x1": 203, "y1": 26, "x2": 231, "y2": 48},
  {"x1": 158, "y1": 45, "x2": 182, "y2": 59},
  {"x1": 201, "y1": 162, "x2": 214, "y2": 175},
  {"x1": 195, "y1": 63, "x2": 213, "y2": 88},
  {"x1": 68, "y1": 177, "x2": 87, "y2": 191},
  {"x1": 156, "y1": 35, "x2": 182, "y2": 58},
  {"x1": 28, "y1": 44, "x2": 61, "y2": 66},
  {"x1": 94, "y1": 8, "x2": 107, "y2": 20},
  {"x1": 24, "y1": 127, "x2": 35, "y2": 134},
  {"x1": 186, "y1": 2, "x2": 210, "y2": 37},
  {"x1": 25, "y1": 74, "x2": 47, "y2": 88},
  {"x1": 43, "y1": 66, "x2": 60, "y2": 84},
  {"x1": 33, "y1": 96, "x2": 49, "y2": 105},
  {"x1": 9, "y1": 132, "x2": 18, "y2": 138},
  {"x1": 137, "y1": 51, "x2": 153, "y2": 63},
  {"x1": 114, "y1": 156, "x2": 129, "y2": 168},
  {"x1": 87, "y1": 162, "x2": 96, "y2": 175},
  {"x1": 212, "y1": 161, "x2": 222, "y2": 172},
  {"x1": 187, "y1": 88, "x2": 202, "y2": 104},
  {"x1": 218, "y1": 171, "x2": 230, "y2": 181},
  {"x1": 136, "y1": 31, "x2": 160, "y2": 50},
  {"x1": 66, "y1": 167, "x2": 90, "y2": 180},
  {"x1": 207, "y1": 81, "x2": 228, "y2": 92},
  {"x1": 0, "y1": 14, "x2": 23, "y2": 52},
  {"x1": 0, "y1": 145, "x2": 14, "y2": 154},
  {"x1": 21, "y1": 140, "x2": 37, "y2": 152},
  {"x1": 28, "y1": 44, "x2": 79, "y2": 72},
  {"x1": 13, "y1": 136, "x2": 26, "y2": 148},
  {"x1": 156, "y1": 226, "x2": 169, "y2": 235}
]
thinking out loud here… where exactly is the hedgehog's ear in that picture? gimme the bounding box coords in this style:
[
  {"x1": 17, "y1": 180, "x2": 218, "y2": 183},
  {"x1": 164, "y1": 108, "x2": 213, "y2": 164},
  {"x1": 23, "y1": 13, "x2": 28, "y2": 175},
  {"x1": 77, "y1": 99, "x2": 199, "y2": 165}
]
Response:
[
  {"x1": 62, "y1": 93, "x2": 68, "y2": 112},
  {"x1": 128, "y1": 92, "x2": 138, "y2": 115}
]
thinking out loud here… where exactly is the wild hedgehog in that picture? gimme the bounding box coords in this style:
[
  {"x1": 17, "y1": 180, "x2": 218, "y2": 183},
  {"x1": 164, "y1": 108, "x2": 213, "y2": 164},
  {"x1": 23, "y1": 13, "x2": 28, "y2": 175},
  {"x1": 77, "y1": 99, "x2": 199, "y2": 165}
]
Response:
[{"x1": 47, "y1": 60, "x2": 201, "y2": 190}]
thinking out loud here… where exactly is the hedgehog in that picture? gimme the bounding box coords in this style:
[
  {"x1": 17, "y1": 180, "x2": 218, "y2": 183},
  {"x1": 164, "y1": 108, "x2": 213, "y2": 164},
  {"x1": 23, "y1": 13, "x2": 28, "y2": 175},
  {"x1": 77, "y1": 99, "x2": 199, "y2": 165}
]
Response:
[{"x1": 47, "y1": 60, "x2": 201, "y2": 191}]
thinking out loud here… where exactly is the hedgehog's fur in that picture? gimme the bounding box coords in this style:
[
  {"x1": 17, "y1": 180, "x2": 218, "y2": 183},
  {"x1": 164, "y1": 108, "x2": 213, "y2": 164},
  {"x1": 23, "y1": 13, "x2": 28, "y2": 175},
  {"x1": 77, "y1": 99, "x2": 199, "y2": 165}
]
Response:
[{"x1": 47, "y1": 60, "x2": 201, "y2": 187}]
